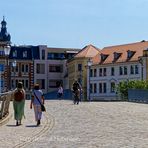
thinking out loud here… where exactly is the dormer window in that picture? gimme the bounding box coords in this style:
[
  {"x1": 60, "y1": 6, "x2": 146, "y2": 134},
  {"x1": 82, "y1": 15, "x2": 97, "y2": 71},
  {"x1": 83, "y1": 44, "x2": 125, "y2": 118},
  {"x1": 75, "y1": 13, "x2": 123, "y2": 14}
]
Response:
[
  {"x1": 127, "y1": 50, "x2": 136, "y2": 60},
  {"x1": 113, "y1": 52, "x2": 122, "y2": 62},
  {"x1": 100, "y1": 53, "x2": 108, "y2": 62},
  {"x1": 23, "y1": 51, "x2": 27, "y2": 58},
  {"x1": 13, "y1": 50, "x2": 17, "y2": 57}
]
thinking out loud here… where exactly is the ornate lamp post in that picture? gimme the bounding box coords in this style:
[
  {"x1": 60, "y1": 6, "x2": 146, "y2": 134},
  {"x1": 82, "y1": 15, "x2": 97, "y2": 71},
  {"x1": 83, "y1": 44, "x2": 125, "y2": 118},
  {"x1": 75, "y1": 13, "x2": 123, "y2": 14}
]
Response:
[
  {"x1": 4, "y1": 45, "x2": 11, "y2": 91},
  {"x1": 87, "y1": 58, "x2": 92, "y2": 101},
  {"x1": 12, "y1": 60, "x2": 16, "y2": 89},
  {"x1": 138, "y1": 57, "x2": 143, "y2": 81}
]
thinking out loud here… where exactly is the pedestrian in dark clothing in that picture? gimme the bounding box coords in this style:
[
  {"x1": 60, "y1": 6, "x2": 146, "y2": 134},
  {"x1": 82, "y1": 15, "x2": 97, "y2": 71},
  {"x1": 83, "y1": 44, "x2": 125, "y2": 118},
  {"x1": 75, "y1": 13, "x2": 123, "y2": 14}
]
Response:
[{"x1": 72, "y1": 80, "x2": 82, "y2": 104}]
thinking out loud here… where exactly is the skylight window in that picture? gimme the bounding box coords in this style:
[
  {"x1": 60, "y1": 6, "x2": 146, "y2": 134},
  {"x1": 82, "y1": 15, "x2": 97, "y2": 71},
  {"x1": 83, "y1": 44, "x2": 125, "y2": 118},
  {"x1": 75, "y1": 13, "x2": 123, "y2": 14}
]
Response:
[
  {"x1": 100, "y1": 53, "x2": 108, "y2": 62},
  {"x1": 113, "y1": 52, "x2": 122, "y2": 62},
  {"x1": 127, "y1": 50, "x2": 136, "y2": 60}
]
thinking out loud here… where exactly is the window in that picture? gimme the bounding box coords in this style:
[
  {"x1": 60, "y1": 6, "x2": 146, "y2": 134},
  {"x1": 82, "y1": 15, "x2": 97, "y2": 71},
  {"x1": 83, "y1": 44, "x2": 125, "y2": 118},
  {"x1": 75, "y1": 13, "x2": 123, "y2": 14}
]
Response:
[
  {"x1": 94, "y1": 69, "x2": 97, "y2": 77},
  {"x1": 13, "y1": 50, "x2": 17, "y2": 57},
  {"x1": 90, "y1": 69, "x2": 93, "y2": 77},
  {"x1": 90, "y1": 83, "x2": 93, "y2": 93},
  {"x1": 135, "y1": 65, "x2": 139, "y2": 74},
  {"x1": 0, "y1": 80, "x2": 4, "y2": 87},
  {"x1": 47, "y1": 53, "x2": 65, "y2": 60},
  {"x1": 25, "y1": 65, "x2": 28, "y2": 73},
  {"x1": 99, "y1": 83, "x2": 107, "y2": 93},
  {"x1": 48, "y1": 53, "x2": 54, "y2": 59},
  {"x1": 113, "y1": 52, "x2": 121, "y2": 61},
  {"x1": 99, "y1": 83, "x2": 102, "y2": 93},
  {"x1": 11, "y1": 79, "x2": 14, "y2": 88},
  {"x1": 119, "y1": 67, "x2": 123, "y2": 75},
  {"x1": 78, "y1": 64, "x2": 82, "y2": 71},
  {"x1": 42, "y1": 50, "x2": 45, "y2": 60},
  {"x1": 124, "y1": 66, "x2": 127, "y2": 75},
  {"x1": 103, "y1": 83, "x2": 107, "y2": 93},
  {"x1": 130, "y1": 65, "x2": 134, "y2": 74},
  {"x1": 25, "y1": 80, "x2": 28, "y2": 88},
  {"x1": 0, "y1": 50, "x2": 4, "y2": 56},
  {"x1": 36, "y1": 64, "x2": 45, "y2": 74},
  {"x1": 49, "y1": 65, "x2": 63, "y2": 73},
  {"x1": 99, "y1": 68, "x2": 102, "y2": 76},
  {"x1": 94, "y1": 83, "x2": 97, "y2": 93},
  {"x1": 0, "y1": 64, "x2": 4, "y2": 72},
  {"x1": 22, "y1": 64, "x2": 24, "y2": 72},
  {"x1": 111, "y1": 82, "x2": 115, "y2": 93},
  {"x1": 49, "y1": 80, "x2": 62, "y2": 88},
  {"x1": 16, "y1": 80, "x2": 18, "y2": 87},
  {"x1": 16, "y1": 65, "x2": 18, "y2": 72},
  {"x1": 103, "y1": 68, "x2": 107, "y2": 76},
  {"x1": 37, "y1": 79, "x2": 45, "y2": 89},
  {"x1": 23, "y1": 51, "x2": 27, "y2": 58},
  {"x1": 101, "y1": 54, "x2": 109, "y2": 62},
  {"x1": 127, "y1": 50, "x2": 135, "y2": 59},
  {"x1": 111, "y1": 67, "x2": 114, "y2": 76}
]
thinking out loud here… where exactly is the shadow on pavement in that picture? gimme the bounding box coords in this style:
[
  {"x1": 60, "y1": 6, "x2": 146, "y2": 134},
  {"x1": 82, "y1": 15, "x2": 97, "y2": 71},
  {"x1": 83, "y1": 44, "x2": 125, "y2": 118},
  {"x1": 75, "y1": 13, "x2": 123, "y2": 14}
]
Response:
[
  {"x1": 26, "y1": 125, "x2": 37, "y2": 128},
  {"x1": 6, "y1": 124, "x2": 17, "y2": 127}
]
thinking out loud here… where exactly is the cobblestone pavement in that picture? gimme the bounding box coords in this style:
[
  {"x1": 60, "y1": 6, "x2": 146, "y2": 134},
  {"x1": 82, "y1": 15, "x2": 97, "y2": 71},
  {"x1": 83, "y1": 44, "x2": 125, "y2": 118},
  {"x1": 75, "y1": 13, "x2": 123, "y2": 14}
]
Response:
[{"x1": 1, "y1": 100, "x2": 148, "y2": 148}]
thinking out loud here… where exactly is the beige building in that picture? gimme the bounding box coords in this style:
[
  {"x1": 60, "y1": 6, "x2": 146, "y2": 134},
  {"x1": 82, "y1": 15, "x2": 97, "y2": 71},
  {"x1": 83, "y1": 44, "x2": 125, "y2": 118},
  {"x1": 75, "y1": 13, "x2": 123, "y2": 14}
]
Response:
[{"x1": 67, "y1": 44, "x2": 100, "y2": 100}]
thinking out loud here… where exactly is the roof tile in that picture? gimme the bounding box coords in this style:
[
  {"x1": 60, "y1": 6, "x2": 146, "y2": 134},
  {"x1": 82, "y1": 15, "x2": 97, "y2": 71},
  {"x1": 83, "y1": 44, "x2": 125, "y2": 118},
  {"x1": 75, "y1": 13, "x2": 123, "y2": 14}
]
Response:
[{"x1": 93, "y1": 41, "x2": 148, "y2": 64}]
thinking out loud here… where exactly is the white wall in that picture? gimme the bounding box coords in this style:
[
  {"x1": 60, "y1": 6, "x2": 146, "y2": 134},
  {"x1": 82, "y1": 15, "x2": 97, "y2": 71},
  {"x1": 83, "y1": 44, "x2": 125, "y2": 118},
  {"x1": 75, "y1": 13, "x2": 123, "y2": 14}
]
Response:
[{"x1": 88, "y1": 61, "x2": 142, "y2": 100}]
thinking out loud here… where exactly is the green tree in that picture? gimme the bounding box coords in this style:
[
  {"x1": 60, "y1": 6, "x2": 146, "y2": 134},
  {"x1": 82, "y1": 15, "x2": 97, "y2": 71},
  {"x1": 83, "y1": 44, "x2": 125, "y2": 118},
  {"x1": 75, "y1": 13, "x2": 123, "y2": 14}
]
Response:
[{"x1": 116, "y1": 80, "x2": 148, "y2": 100}]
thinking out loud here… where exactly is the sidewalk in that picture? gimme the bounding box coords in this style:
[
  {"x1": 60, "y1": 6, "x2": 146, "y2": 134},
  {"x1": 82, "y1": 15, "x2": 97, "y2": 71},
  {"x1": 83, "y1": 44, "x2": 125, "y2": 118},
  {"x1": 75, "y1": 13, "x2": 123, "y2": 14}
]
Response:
[{"x1": 0, "y1": 101, "x2": 54, "y2": 148}]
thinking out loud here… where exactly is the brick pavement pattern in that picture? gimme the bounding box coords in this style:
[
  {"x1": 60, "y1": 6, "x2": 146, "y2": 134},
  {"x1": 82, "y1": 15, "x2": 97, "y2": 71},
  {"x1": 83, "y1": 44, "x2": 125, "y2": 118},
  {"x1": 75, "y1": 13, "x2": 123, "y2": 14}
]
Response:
[{"x1": 1, "y1": 100, "x2": 148, "y2": 148}]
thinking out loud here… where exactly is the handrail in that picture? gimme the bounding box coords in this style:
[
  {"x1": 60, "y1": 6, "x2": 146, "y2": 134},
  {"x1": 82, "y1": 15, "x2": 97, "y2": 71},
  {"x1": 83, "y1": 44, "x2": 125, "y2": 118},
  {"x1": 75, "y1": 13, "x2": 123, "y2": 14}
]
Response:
[{"x1": 0, "y1": 91, "x2": 13, "y2": 119}]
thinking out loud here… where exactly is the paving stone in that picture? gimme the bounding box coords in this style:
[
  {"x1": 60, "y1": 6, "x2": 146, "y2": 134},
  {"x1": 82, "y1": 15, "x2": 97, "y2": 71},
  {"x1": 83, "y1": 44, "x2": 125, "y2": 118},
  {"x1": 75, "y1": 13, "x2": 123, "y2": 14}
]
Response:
[{"x1": 1, "y1": 100, "x2": 148, "y2": 148}]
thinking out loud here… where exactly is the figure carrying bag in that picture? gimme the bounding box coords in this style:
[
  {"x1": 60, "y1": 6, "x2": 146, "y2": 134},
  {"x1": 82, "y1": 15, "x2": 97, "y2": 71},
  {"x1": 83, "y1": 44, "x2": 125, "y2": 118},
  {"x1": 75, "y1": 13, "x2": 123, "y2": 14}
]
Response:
[{"x1": 34, "y1": 92, "x2": 46, "y2": 112}]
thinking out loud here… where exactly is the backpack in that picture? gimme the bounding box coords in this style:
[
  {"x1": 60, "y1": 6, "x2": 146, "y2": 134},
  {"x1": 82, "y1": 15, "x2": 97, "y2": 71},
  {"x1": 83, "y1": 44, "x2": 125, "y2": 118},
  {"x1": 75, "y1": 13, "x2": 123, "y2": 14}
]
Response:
[{"x1": 14, "y1": 90, "x2": 24, "y2": 101}]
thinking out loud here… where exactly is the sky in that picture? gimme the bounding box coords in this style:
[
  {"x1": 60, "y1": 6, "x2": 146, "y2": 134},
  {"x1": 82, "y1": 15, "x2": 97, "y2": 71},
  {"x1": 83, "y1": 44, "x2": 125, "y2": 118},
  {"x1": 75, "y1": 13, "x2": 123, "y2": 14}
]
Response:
[{"x1": 0, "y1": 0, "x2": 148, "y2": 49}]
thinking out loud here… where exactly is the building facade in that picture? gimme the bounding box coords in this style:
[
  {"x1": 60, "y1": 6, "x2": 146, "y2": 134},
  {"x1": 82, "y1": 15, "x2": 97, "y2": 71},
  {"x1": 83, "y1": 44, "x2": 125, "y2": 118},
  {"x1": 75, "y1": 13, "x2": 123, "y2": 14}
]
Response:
[
  {"x1": 88, "y1": 41, "x2": 148, "y2": 101},
  {"x1": 67, "y1": 45, "x2": 100, "y2": 100},
  {"x1": 9, "y1": 45, "x2": 40, "y2": 98},
  {"x1": 45, "y1": 47, "x2": 79, "y2": 93},
  {"x1": 0, "y1": 17, "x2": 11, "y2": 92}
]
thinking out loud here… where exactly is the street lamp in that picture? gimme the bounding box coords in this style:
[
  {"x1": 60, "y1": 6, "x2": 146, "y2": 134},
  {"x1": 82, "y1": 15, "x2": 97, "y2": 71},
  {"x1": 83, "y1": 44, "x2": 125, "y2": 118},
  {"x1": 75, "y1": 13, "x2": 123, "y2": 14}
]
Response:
[
  {"x1": 138, "y1": 57, "x2": 143, "y2": 80},
  {"x1": 87, "y1": 58, "x2": 92, "y2": 101},
  {"x1": 12, "y1": 60, "x2": 17, "y2": 89},
  {"x1": 4, "y1": 45, "x2": 11, "y2": 91}
]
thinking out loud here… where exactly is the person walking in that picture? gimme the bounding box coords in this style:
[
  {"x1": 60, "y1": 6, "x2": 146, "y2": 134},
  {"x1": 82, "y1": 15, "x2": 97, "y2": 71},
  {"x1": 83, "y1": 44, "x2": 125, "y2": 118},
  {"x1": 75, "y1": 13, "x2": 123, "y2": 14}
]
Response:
[
  {"x1": 57, "y1": 85, "x2": 63, "y2": 100},
  {"x1": 13, "y1": 82, "x2": 25, "y2": 126},
  {"x1": 30, "y1": 83, "x2": 45, "y2": 126}
]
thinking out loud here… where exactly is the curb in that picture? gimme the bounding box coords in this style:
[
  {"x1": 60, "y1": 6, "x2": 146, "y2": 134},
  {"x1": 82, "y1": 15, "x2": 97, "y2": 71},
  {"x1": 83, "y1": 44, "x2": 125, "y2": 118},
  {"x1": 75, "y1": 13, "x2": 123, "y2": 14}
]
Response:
[{"x1": 0, "y1": 113, "x2": 12, "y2": 126}]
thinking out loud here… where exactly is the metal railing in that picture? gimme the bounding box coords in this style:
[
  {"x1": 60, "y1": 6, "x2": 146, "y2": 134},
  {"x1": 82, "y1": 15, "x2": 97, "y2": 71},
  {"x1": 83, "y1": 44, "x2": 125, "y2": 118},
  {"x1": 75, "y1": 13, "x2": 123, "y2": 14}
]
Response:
[
  {"x1": 128, "y1": 89, "x2": 148, "y2": 103},
  {"x1": 0, "y1": 91, "x2": 13, "y2": 119}
]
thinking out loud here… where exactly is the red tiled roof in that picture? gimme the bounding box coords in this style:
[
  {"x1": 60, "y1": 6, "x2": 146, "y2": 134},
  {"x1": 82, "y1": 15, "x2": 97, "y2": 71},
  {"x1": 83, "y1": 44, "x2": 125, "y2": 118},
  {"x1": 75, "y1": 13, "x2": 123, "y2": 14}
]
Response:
[
  {"x1": 75, "y1": 44, "x2": 100, "y2": 58},
  {"x1": 93, "y1": 41, "x2": 148, "y2": 65}
]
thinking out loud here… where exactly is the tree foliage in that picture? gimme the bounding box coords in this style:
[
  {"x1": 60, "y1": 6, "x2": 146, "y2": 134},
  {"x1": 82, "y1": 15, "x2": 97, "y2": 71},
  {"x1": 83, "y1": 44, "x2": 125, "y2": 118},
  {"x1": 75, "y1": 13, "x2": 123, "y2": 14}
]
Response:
[{"x1": 116, "y1": 80, "x2": 148, "y2": 100}]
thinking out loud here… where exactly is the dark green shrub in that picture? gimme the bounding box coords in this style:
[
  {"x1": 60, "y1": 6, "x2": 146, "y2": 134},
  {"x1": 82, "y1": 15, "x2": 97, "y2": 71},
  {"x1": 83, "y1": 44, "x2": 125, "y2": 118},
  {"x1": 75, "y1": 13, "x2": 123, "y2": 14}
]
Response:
[{"x1": 116, "y1": 80, "x2": 148, "y2": 100}]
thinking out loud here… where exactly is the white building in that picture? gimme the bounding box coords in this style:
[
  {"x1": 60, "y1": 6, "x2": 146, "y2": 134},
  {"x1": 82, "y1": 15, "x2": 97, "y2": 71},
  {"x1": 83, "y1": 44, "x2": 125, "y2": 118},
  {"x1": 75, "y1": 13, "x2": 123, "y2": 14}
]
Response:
[{"x1": 87, "y1": 41, "x2": 148, "y2": 101}]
